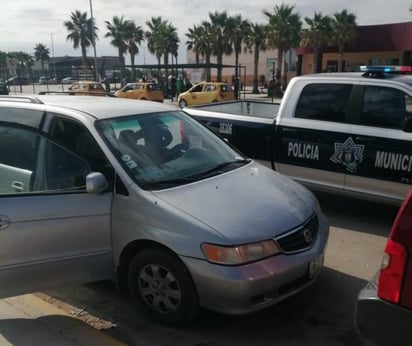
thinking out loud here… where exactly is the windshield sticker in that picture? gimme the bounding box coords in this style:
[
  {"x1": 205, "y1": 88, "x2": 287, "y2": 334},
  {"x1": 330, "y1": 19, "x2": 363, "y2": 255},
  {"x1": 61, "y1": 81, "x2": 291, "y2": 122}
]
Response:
[
  {"x1": 330, "y1": 137, "x2": 365, "y2": 172},
  {"x1": 121, "y1": 154, "x2": 138, "y2": 169},
  {"x1": 189, "y1": 135, "x2": 202, "y2": 149}
]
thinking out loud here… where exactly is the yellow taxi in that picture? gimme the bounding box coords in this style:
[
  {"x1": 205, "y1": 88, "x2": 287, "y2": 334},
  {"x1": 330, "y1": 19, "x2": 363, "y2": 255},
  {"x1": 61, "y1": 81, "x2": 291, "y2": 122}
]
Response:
[
  {"x1": 67, "y1": 81, "x2": 107, "y2": 96},
  {"x1": 114, "y1": 82, "x2": 164, "y2": 102},
  {"x1": 177, "y1": 82, "x2": 235, "y2": 108}
]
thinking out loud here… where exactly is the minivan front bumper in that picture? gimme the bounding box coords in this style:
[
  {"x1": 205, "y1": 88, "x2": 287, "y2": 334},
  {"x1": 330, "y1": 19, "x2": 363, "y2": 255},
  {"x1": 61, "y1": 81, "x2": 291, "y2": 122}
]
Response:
[{"x1": 181, "y1": 219, "x2": 328, "y2": 315}]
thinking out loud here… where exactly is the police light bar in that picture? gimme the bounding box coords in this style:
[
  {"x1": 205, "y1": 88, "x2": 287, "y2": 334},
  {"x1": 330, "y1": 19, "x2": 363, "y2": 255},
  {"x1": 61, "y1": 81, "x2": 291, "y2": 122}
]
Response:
[{"x1": 360, "y1": 65, "x2": 412, "y2": 73}]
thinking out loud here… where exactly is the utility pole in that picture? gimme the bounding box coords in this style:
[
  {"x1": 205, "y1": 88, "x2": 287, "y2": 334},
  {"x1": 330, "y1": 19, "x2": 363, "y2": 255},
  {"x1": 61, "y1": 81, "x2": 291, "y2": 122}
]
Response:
[
  {"x1": 89, "y1": 0, "x2": 99, "y2": 81},
  {"x1": 50, "y1": 33, "x2": 56, "y2": 79}
]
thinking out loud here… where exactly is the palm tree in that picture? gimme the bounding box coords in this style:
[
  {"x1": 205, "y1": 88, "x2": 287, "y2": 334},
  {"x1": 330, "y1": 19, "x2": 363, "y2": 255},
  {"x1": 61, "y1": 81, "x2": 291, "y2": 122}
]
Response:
[
  {"x1": 105, "y1": 15, "x2": 132, "y2": 83},
  {"x1": 146, "y1": 16, "x2": 167, "y2": 79},
  {"x1": 64, "y1": 10, "x2": 97, "y2": 74},
  {"x1": 186, "y1": 22, "x2": 213, "y2": 81},
  {"x1": 208, "y1": 11, "x2": 233, "y2": 82},
  {"x1": 33, "y1": 43, "x2": 50, "y2": 75},
  {"x1": 264, "y1": 4, "x2": 302, "y2": 93},
  {"x1": 227, "y1": 15, "x2": 250, "y2": 77},
  {"x1": 332, "y1": 10, "x2": 357, "y2": 72},
  {"x1": 301, "y1": 12, "x2": 333, "y2": 73},
  {"x1": 8, "y1": 51, "x2": 34, "y2": 84},
  {"x1": 161, "y1": 22, "x2": 179, "y2": 67},
  {"x1": 244, "y1": 23, "x2": 267, "y2": 94},
  {"x1": 126, "y1": 21, "x2": 145, "y2": 81},
  {"x1": 186, "y1": 24, "x2": 203, "y2": 63},
  {"x1": 145, "y1": 17, "x2": 179, "y2": 79}
]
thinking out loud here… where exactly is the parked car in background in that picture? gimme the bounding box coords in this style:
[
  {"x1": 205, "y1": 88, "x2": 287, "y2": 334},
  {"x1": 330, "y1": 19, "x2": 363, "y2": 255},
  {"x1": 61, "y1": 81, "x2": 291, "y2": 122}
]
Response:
[
  {"x1": 68, "y1": 81, "x2": 107, "y2": 96},
  {"x1": 39, "y1": 76, "x2": 57, "y2": 84},
  {"x1": 61, "y1": 76, "x2": 77, "y2": 85},
  {"x1": 114, "y1": 82, "x2": 164, "y2": 102},
  {"x1": 356, "y1": 189, "x2": 412, "y2": 345},
  {"x1": 7, "y1": 76, "x2": 29, "y2": 85},
  {"x1": 0, "y1": 95, "x2": 328, "y2": 325},
  {"x1": 177, "y1": 82, "x2": 235, "y2": 108}
]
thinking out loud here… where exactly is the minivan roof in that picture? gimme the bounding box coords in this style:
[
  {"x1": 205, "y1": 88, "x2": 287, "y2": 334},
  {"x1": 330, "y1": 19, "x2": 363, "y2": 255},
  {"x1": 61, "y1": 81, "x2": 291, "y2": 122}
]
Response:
[{"x1": 0, "y1": 95, "x2": 177, "y2": 120}]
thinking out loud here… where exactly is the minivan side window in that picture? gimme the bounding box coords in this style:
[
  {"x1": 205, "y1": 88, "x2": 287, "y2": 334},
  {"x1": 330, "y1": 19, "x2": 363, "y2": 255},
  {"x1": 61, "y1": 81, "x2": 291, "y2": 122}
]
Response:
[
  {"x1": 0, "y1": 124, "x2": 90, "y2": 195},
  {"x1": 295, "y1": 83, "x2": 353, "y2": 122},
  {"x1": 48, "y1": 116, "x2": 115, "y2": 187},
  {"x1": 360, "y1": 86, "x2": 412, "y2": 129}
]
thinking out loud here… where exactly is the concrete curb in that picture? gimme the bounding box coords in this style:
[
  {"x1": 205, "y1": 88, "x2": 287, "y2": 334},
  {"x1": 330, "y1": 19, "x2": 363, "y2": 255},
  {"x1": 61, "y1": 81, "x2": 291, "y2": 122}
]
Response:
[{"x1": 0, "y1": 294, "x2": 127, "y2": 346}]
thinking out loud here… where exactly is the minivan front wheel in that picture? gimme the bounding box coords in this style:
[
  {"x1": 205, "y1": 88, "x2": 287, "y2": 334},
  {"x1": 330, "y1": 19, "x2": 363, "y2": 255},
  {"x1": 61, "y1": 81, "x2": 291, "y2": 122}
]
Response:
[{"x1": 128, "y1": 248, "x2": 199, "y2": 325}]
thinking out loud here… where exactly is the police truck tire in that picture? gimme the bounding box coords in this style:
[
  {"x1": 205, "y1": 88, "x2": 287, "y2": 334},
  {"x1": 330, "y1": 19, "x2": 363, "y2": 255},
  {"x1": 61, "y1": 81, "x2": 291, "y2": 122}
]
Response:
[{"x1": 128, "y1": 247, "x2": 199, "y2": 325}]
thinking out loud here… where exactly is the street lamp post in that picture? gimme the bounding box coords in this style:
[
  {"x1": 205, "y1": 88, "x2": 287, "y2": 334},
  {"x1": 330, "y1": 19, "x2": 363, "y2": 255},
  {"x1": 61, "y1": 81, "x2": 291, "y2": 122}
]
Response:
[
  {"x1": 50, "y1": 33, "x2": 56, "y2": 79},
  {"x1": 89, "y1": 0, "x2": 99, "y2": 81}
]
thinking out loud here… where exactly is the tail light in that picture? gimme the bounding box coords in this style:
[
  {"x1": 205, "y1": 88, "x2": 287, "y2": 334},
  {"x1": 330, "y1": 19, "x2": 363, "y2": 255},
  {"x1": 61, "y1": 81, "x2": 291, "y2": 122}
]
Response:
[
  {"x1": 377, "y1": 191, "x2": 412, "y2": 304},
  {"x1": 378, "y1": 239, "x2": 407, "y2": 303}
]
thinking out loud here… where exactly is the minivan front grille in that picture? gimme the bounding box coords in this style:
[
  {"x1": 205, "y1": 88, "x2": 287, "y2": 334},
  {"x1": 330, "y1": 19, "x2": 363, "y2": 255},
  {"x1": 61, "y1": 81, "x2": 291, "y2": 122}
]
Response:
[{"x1": 275, "y1": 214, "x2": 318, "y2": 254}]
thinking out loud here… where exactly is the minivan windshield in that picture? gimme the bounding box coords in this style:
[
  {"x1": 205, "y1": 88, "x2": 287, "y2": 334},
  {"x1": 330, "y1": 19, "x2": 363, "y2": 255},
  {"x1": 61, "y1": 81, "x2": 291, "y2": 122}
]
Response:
[{"x1": 96, "y1": 111, "x2": 250, "y2": 189}]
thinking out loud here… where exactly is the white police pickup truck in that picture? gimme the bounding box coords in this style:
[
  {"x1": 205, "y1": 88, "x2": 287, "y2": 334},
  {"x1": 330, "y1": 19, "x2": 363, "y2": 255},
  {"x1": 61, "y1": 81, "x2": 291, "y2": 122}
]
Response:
[{"x1": 184, "y1": 65, "x2": 412, "y2": 205}]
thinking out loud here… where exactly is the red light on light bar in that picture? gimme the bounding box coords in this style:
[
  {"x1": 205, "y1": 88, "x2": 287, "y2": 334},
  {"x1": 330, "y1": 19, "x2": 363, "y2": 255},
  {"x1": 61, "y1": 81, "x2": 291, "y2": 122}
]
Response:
[{"x1": 399, "y1": 66, "x2": 412, "y2": 72}]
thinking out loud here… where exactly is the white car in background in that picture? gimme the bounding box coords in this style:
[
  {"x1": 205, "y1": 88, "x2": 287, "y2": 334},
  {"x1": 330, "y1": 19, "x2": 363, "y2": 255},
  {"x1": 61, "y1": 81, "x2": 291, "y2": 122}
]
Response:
[{"x1": 61, "y1": 76, "x2": 77, "y2": 84}]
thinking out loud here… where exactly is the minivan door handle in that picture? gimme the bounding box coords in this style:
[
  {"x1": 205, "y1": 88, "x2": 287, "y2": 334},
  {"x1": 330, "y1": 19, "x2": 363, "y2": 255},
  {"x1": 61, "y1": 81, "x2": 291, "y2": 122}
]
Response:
[
  {"x1": 11, "y1": 181, "x2": 24, "y2": 192},
  {"x1": 0, "y1": 215, "x2": 10, "y2": 230}
]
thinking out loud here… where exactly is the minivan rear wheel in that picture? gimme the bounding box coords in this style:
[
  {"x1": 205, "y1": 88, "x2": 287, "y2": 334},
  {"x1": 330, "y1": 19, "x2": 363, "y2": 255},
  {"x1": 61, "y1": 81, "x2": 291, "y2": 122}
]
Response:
[{"x1": 128, "y1": 248, "x2": 199, "y2": 325}]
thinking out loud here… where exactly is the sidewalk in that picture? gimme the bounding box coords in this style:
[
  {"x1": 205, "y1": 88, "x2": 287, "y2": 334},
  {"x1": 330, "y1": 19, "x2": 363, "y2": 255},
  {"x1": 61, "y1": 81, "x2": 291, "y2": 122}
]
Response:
[{"x1": 0, "y1": 294, "x2": 127, "y2": 346}]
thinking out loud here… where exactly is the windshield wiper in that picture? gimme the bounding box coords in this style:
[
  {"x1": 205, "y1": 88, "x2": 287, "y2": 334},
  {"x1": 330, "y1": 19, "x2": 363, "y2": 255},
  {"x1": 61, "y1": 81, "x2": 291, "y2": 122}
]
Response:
[
  {"x1": 197, "y1": 158, "x2": 252, "y2": 178},
  {"x1": 143, "y1": 159, "x2": 251, "y2": 189},
  {"x1": 143, "y1": 177, "x2": 197, "y2": 189}
]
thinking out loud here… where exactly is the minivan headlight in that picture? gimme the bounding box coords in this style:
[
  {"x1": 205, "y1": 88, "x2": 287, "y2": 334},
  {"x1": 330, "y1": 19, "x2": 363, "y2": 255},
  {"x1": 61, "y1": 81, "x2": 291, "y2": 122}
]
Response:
[{"x1": 201, "y1": 240, "x2": 280, "y2": 265}]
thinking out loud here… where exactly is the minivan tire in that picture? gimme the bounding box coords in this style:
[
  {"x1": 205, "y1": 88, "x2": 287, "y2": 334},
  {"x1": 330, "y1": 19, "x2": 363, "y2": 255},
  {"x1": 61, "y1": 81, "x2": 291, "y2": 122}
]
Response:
[{"x1": 128, "y1": 247, "x2": 199, "y2": 325}]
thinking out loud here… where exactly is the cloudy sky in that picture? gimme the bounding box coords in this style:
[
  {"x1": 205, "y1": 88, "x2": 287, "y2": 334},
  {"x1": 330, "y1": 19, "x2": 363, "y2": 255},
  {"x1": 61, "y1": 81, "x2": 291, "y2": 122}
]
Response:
[{"x1": 1, "y1": 0, "x2": 412, "y2": 63}]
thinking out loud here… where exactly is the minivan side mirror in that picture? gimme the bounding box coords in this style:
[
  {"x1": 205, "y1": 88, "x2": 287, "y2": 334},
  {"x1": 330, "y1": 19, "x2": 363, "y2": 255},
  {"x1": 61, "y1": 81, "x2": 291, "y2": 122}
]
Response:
[{"x1": 86, "y1": 172, "x2": 109, "y2": 194}]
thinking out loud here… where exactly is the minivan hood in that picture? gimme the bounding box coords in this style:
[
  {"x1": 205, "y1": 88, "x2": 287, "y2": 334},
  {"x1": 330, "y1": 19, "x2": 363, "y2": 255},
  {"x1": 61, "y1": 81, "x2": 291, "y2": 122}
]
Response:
[{"x1": 153, "y1": 163, "x2": 316, "y2": 244}]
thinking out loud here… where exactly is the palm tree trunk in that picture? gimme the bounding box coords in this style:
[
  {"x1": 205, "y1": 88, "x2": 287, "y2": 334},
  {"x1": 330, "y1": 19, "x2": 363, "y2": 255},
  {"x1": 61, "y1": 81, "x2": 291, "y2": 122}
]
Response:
[
  {"x1": 338, "y1": 46, "x2": 344, "y2": 72},
  {"x1": 130, "y1": 53, "x2": 136, "y2": 82},
  {"x1": 276, "y1": 48, "x2": 284, "y2": 96},
  {"x1": 206, "y1": 52, "x2": 211, "y2": 81},
  {"x1": 252, "y1": 44, "x2": 259, "y2": 94},
  {"x1": 81, "y1": 45, "x2": 88, "y2": 78},
  {"x1": 312, "y1": 47, "x2": 319, "y2": 73},
  {"x1": 217, "y1": 53, "x2": 223, "y2": 82}
]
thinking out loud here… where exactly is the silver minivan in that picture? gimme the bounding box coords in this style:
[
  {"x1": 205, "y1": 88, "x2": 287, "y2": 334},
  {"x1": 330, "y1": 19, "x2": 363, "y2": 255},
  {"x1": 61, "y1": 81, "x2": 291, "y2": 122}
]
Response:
[{"x1": 0, "y1": 95, "x2": 329, "y2": 324}]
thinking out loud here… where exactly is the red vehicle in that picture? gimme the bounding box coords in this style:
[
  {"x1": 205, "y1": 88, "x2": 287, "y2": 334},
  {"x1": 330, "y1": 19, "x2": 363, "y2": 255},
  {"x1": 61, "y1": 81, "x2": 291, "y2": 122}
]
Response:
[{"x1": 356, "y1": 190, "x2": 412, "y2": 345}]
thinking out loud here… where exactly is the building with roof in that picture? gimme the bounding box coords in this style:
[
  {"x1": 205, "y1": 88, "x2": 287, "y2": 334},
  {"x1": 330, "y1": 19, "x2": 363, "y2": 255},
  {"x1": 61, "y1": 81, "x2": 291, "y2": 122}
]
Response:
[
  {"x1": 185, "y1": 21, "x2": 412, "y2": 87},
  {"x1": 296, "y1": 21, "x2": 412, "y2": 75}
]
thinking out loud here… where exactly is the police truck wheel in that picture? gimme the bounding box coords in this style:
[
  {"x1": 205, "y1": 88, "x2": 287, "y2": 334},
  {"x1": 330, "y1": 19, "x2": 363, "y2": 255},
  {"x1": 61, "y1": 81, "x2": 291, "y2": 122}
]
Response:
[{"x1": 128, "y1": 248, "x2": 199, "y2": 325}]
